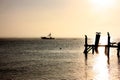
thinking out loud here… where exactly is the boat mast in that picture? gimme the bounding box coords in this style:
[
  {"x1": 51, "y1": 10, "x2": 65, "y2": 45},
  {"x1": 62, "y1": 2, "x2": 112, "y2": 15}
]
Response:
[{"x1": 48, "y1": 33, "x2": 52, "y2": 38}]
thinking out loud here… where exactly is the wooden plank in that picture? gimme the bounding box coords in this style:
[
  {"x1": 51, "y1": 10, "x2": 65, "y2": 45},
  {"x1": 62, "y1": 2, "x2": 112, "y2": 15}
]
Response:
[{"x1": 87, "y1": 44, "x2": 118, "y2": 48}]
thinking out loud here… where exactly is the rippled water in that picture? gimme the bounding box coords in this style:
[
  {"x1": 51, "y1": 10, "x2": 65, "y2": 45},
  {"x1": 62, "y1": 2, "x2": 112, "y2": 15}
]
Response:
[{"x1": 0, "y1": 38, "x2": 120, "y2": 80}]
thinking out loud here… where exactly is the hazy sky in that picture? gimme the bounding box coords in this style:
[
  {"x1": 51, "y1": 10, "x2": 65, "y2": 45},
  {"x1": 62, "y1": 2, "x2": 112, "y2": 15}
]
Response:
[{"x1": 0, "y1": 0, "x2": 120, "y2": 38}]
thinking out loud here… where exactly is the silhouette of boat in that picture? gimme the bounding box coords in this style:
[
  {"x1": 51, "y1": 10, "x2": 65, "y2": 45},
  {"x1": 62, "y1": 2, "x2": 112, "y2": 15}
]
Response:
[{"x1": 41, "y1": 33, "x2": 55, "y2": 39}]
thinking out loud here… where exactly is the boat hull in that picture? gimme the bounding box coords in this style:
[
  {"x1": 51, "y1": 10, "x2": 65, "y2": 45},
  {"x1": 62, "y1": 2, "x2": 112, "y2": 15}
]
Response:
[{"x1": 41, "y1": 37, "x2": 55, "y2": 39}]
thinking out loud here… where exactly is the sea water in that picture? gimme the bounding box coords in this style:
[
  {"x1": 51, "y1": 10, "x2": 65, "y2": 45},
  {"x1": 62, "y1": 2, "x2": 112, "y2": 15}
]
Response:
[{"x1": 0, "y1": 38, "x2": 120, "y2": 80}]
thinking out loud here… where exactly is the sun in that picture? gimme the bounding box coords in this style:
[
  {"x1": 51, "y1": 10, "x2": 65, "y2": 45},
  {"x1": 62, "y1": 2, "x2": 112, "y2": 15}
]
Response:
[
  {"x1": 91, "y1": 0, "x2": 113, "y2": 7},
  {"x1": 90, "y1": 0, "x2": 116, "y2": 12}
]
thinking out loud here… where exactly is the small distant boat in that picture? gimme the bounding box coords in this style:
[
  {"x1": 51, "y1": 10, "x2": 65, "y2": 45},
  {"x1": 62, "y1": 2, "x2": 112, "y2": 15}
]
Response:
[{"x1": 41, "y1": 33, "x2": 55, "y2": 39}]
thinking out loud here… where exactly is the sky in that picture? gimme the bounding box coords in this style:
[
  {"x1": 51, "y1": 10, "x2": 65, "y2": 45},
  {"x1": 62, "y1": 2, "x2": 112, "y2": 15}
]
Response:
[{"x1": 0, "y1": 0, "x2": 120, "y2": 38}]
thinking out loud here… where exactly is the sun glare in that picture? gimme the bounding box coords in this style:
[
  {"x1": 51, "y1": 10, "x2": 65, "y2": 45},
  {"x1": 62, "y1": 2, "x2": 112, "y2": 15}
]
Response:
[{"x1": 90, "y1": 0, "x2": 116, "y2": 12}]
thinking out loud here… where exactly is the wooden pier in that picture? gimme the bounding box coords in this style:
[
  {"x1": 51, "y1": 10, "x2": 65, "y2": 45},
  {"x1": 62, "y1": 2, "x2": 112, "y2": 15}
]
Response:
[{"x1": 84, "y1": 32, "x2": 120, "y2": 64}]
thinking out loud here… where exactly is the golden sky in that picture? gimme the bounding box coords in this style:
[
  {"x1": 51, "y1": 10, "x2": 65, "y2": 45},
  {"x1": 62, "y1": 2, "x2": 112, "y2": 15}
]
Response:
[{"x1": 0, "y1": 0, "x2": 120, "y2": 38}]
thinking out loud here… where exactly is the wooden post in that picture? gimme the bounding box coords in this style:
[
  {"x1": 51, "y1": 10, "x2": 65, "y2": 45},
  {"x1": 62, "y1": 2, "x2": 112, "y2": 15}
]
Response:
[
  {"x1": 117, "y1": 48, "x2": 119, "y2": 59},
  {"x1": 94, "y1": 32, "x2": 101, "y2": 53},
  {"x1": 105, "y1": 45, "x2": 108, "y2": 55},
  {"x1": 107, "y1": 32, "x2": 110, "y2": 64},
  {"x1": 117, "y1": 42, "x2": 120, "y2": 59},
  {"x1": 84, "y1": 35, "x2": 88, "y2": 63},
  {"x1": 92, "y1": 45, "x2": 94, "y2": 54}
]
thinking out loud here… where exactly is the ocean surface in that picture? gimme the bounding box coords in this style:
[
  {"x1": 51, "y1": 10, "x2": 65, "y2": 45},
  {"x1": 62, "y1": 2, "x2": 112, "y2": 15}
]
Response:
[{"x1": 0, "y1": 38, "x2": 120, "y2": 80}]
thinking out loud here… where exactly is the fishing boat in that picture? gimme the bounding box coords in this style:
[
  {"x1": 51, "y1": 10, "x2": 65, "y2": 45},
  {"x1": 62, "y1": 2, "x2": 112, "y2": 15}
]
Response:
[{"x1": 41, "y1": 33, "x2": 55, "y2": 39}]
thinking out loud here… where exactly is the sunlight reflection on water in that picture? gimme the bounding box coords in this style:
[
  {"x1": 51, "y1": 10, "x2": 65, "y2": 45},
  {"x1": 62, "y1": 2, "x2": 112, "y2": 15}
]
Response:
[{"x1": 93, "y1": 47, "x2": 109, "y2": 80}]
